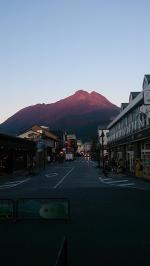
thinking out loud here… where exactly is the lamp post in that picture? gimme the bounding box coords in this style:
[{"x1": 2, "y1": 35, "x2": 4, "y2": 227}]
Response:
[
  {"x1": 101, "y1": 130, "x2": 105, "y2": 171},
  {"x1": 98, "y1": 128, "x2": 105, "y2": 170}
]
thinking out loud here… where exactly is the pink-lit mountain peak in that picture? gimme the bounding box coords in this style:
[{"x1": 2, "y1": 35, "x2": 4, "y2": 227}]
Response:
[
  {"x1": 0, "y1": 89, "x2": 120, "y2": 138},
  {"x1": 72, "y1": 90, "x2": 111, "y2": 106},
  {"x1": 73, "y1": 90, "x2": 90, "y2": 101}
]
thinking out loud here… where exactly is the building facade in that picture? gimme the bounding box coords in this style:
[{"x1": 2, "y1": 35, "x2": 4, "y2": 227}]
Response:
[
  {"x1": 0, "y1": 133, "x2": 36, "y2": 175},
  {"x1": 18, "y1": 125, "x2": 59, "y2": 167},
  {"x1": 107, "y1": 75, "x2": 150, "y2": 179}
]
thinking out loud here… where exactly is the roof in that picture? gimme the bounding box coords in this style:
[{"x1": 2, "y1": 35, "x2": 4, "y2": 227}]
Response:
[
  {"x1": 20, "y1": 125, "x2": 58, "y2": 141},
  {"x1": 145, "y1": 75, "x2": 150, "y2": 84},
  {"x1": 108, "y1": 91, "x2": 143, "y2": 129},
  {"x1": 121, "y1": 103, "x2": 128, "y2": 110},
  {"x1": 130, "y1": 92, "x2": 141, "y2": 100},
  {"x1": 0, "y1": 133, "x2": 36, "y2": 149}
]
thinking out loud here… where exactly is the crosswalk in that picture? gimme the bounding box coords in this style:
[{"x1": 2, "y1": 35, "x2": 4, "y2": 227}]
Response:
[{"x1": 99, "y1": 176, "x2": 135, "y2": 188}]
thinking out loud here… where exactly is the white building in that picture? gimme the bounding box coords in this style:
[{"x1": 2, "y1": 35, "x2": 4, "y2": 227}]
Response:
[{"x1": 107, "y1": 75, "x2": 150, "y2": 178}]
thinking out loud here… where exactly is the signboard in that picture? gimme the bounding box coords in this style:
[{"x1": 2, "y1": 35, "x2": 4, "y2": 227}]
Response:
[
  {"x1": 144, "y1": 90, "x2": 150, "y2": 105},
  {"x1": 67, "y1": 134, "x2": 76, "y2": 140}
]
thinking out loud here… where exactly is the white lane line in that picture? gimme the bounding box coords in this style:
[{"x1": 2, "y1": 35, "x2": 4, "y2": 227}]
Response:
[
  {"x1": 118, "y1": 182, "x2": 135, "y2": 187},
  {"x1": 45, "y1": 173, "x2": 59, "y2": 178},
  {"x1": 54, "y1": 166, "x2": 72, "y2": 169},
  {"x1": 99, "y1": 176, "x2": 148, "y2": 190},
  {"x1": 0, "y1": 178, "x2": 30, "y2": 190},
  {"x1": 103, "y1": 178, "x2": 113, "y2": 181},
  {"x1": 4, "y1": 181, "x2": 20, "y2": 184},
  {"x1": 99, "y1": 177, "x2": 105, "y2": 183},
  {"x1": 53, "y1": 167, "x2": 75, "y2": 189},
  {"x1": 106, "y1": 180, "x2": 129, "y2": 184},
  {"x1": 0, "y1": 184, "x2": 15, "y2": 189},
  {"x1": 10, "y1": 178, "x2": 31, "y2": 186}
]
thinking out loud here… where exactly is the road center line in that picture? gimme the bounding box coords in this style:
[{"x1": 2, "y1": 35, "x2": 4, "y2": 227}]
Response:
[{"x1": 53, "y1": 167, "x2": 75, "y2": 189}]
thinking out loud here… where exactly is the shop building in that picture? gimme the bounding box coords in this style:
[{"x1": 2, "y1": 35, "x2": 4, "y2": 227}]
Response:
[
  {"x1": 18, "y1": 125, "x2": 59, "y2": 167},
  {"x1": 107, "y1": 75, "x2": 150, "y2": 179},
  {"x1": 0, "y1": 133, "x2": 36, "y2": 175}
]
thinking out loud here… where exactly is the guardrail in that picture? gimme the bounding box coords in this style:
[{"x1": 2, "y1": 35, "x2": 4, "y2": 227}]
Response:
[{"x1": 55, "y1": 237, "x2": 68, "y2": 266}]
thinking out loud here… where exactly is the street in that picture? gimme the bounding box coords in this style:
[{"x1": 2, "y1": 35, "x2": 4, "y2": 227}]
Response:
[{"x1": 0, "y1": 158, "x2": 150, "y2": 265}]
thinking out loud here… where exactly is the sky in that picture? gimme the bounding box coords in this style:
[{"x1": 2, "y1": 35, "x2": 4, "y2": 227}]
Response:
[{"x1": 0, "y1": 0, "x2": 150, "y2": 123}]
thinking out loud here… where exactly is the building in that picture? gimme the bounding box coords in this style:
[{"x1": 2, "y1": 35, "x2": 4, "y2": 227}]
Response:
[
  {"x1": 77, "y1": 139, "x2": 84, "y2": 154},
  {"x1": 83, "y1": 142, "x2": 92, "y2": 154},
  {"x1": 0, "y1": 133, "x2": 36, "y2": 175},
  {"x1": 107, "y1": 75, "x2": 150, "y2": 179},
  {"x1": 18, "y1": 125, "x2": 59, "y2": 167},
  {"x1": 66, "y1": 134, "x2": 77, "y2": 152}
]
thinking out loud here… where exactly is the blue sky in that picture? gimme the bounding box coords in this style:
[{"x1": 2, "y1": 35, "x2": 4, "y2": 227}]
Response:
[{"x1": 0, "y1": 0, "x2": 150, "y2": 123}]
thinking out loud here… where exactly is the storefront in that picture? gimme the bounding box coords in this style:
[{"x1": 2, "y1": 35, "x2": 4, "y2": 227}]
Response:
[
  {"x1": 141, "y1": 142, "x2": 150, "y2": 179},
  {"x1": 0, "y1": 134, "x2": 36, "y2": 175}
]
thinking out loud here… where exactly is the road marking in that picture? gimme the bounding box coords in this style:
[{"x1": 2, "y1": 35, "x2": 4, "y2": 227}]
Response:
[
  {"x1": 106, "y1": 180, "x2": 129, "y2": 184},
  {"x1": 53, "y1": 167, "x2": 75, "y2": 189},
  {"x1": 45, "y1": 173, "x2": 59, "y2": 178},
  {"x1": 54, "y1": 166, "x2": 72, "y2": 169},
  {"x1": 99, "y1": 177, "x2": 105, "y2": 183},
  {"x1": 118, "y1": 182, "x2": 135, "y2": 187},
  {"x1": 0, "y1": 178, "x2": 30, "y2": 189},
  {"x1": 103, "y1": 178, "x2": 112, "y2": 181},
  {"x1": 99, "y1": 176, "x2": 149, "y2": 191}
]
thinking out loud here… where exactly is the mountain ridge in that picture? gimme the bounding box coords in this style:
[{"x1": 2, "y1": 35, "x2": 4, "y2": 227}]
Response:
[{"x1": 0, "y1": 90, "x2": 119, "y2": 140}]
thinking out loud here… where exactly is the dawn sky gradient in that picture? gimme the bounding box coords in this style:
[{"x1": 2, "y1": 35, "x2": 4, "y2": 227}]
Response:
[{"x1": 0, "y1": 0, "x2": 150, "y2": 123}]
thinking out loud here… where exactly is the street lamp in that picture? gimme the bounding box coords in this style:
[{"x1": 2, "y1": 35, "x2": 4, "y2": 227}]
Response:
[
  {"x1": 101, "y1": 130, "x2": 105, "y2": 171},
  {"x1": 98, "y1": 128, "x2": 105, "y2": 170}
]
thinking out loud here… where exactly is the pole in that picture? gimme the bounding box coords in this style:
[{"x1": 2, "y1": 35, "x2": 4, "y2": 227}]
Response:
[
  {"x1": 99, "y1": 143, "x2": 101, "y2": 168},
  {"x1": 102, "y1": 130, "x2": 104, "y2": 171}
]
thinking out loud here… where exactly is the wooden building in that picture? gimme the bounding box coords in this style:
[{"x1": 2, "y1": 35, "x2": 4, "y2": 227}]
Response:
[{"x1": 0, "y1": 133, "x2": 36, "y2": 175}]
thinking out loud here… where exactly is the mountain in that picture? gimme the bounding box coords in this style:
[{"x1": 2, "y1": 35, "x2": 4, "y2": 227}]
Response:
[{"x1": 0, "y1": 90, "x2": 120, "y2": 141}]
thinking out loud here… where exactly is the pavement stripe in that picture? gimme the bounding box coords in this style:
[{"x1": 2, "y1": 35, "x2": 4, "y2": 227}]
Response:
[
  {"x1": 118, "y1": 182, "x2": 135, "y2": 187},
  {"x1": 0, "y1": 178, "x2": 30, "y2": 190},
  {"x1": 103, "y1": 178, "x2": 112, "y2": 181},
  {"x1": 98, "y1": 177, "x2": 105, "y2": 183},
  {"x1": 5, "y1": 180, "x2": 25, "y2": 184},
  {"x1": 54, "y1": 166, "x2": 72, "y2": 169},
  {"x1": 45, "y1": 173, "x2": 59, "y2": 178},
  {"x1": 53, "y1": 167, "x2": 75, "y2": 189},
  {"x1": 106, "y1": 180, "x2": 129, "y2": 184}
]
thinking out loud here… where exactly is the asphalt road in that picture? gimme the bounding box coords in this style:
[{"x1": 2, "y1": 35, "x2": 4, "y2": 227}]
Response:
[{"x1": 0, "y1": 158, "x2": 150, "y2": 266}]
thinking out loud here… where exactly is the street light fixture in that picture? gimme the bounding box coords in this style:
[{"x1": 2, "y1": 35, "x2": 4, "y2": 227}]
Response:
[
  {"x1": 101, "y1": 129, "x2": 105, "y2": 171},
  {"x1": 98, "y1": 128, "x2": 105, "y2": 170}
]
